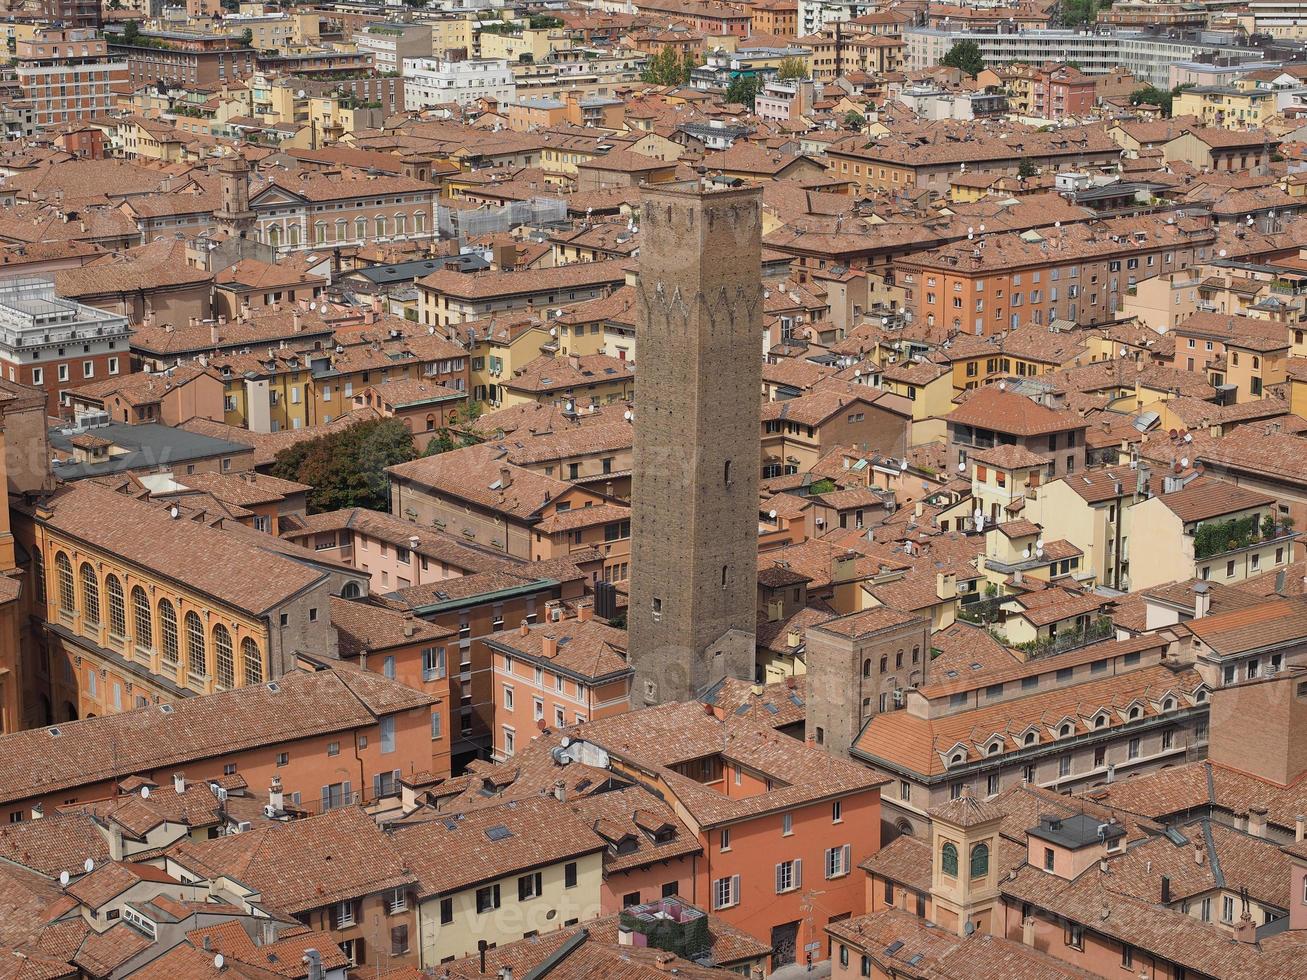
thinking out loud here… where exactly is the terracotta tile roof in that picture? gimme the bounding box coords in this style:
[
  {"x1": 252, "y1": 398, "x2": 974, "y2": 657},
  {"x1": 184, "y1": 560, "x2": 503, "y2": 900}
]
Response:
[
  {"x1": 1183, "y1": 596, "x2": 1307, "y2": 656},
  {"x1": 813, "y1": 606, "x2": 925, "y2": 639},
  {"x1": 969, "y1": 444, "x2": 1049, "y2": 469},
  {"x1": 386, "y1": 443, "x2": 576, "y2": 519},
  {"x1": 54, "y1": 239, "x2": 211, "y2": 297},
  {"x1": 1007, "y1": 586, "x2": 1111, "y2": 628},
  {"x1": 947, "y1": 386, "x2": 1086, "y2": 437},
  {"x1": 1194, "y1": 427, "x2": 1307, "y2": 486},
  {"x1": 392, "y1": 796, "x2": 604, "y2": 897},
  {"x1": 858, "y1": 833, "x2": 932, "y2": 892},
  {"x1": 215, "y1": 258, "x2": 326, "y2": 291},
  {"x1": 181, "y1": 921, "x2": 350, "y2": 978},
  {"x1": 1001, "y1": 856, "x2": 1307, "y2": 980},
  {"x1": 700, "y1": 675, "x2": 807, "y2": 729},
  {"x1": 854, "y1": 662, "x2": 1204, "y2": 777},
  {"x1": 417, "y1": 259, "x2": 628, "y2": 301},
  {"x1": 66, "y1": 860, "x2": 176, "y2": 911},
  {"x1": 760, "y1": 386, "x2": 911, "y2": 426},
  {"x1": 168, "y1": 806, "x2": 415, "y2": 915},
  {"x1": 366, "y1": 377, "x2": 465, "y2": 408},
  {"x1": 331, "y1": 596, "x2": 454, "y2": 656},
  {"x1": 176, "y1": 470, "x2": 310, "y2": 506},
  {"x1": 1151, "y1": 475, "x2": 1273, "y2": 523},
  {"x1": 64, "y1": 365, "x2": 216, "y2": 409},
  {"x1": 282, "y1": 507, "x2": 509, "y2": 575},
  {"x1": 929, "y1": 622, "x2": 1020, "y2": 679},
  {"x1": 570, "y1": 784, "x2": 701, "y2": 872},
  {"x1": 505, "y1": 353, "x2": 634, "y2": 395},
  {"x1": 826, "y1": 908, "x2": 1098, "y2": 979},
  {"x1": 32, "y1": 481, "x2": 324, "y2": 615},
  {"x1": 439, "y1": 913, "x2": 757, "y2": 980},
  {"x1": 483, "y1": 618, "x2": 630, "y2": 683},
  {"x1": 573, "y1": 702, "x2": 887, "y2": 827},
  {"x1": 0, "y1": 668, "x2": 432, "y2": 806}
]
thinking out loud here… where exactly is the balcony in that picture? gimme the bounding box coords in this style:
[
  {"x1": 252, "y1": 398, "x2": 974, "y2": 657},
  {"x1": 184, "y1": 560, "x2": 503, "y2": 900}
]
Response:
[{"x1": 1192, "y1": 516, "x2": 1296, "y2": 560}]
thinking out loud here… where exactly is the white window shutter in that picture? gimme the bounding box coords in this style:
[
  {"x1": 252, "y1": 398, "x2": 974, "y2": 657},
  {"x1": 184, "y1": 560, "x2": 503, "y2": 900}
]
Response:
[
  {"x1": 842, "y1": 845, "x2": 852, "y2": 875},
  {"x1": 775, "y1": 863, "x2": 784, "y2": 894},
  {"x1": 795, "y1": 858, "x2": 803, "y2": 889},
  {"x1": 731, "y1": 874, "x2": 740, "y2": 906}
]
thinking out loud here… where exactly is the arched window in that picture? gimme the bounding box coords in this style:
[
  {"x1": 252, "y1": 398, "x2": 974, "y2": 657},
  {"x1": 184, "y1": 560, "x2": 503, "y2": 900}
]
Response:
[
  {"x1": 1161, "y1": 697, "x2": 1175, "y2": 711},
  {"x1": 80, "y1": 563, "x2": 100, "y2": 626},
  {"x1": 1060, "y1": 723, "x2": 1074, "y2": 737},
  {"x1": 214, "y1": 625, "x2": 234, "y2": 689},
  {"x1": 862, "y1": 658, "x2": 871, "y2": 678},
  {"x1": 879, "y1": 655, "x2": 887, "y2": 672},
  {"x1": 159, "y1": 600, "x2": 179, "y2": 665},
  {"x1": 970, "y1": 843, "x2": 990, "y2": 879},
  {"x1": 314, "y1": 221, "x2": 326, "y2": 244},
  {"x1": 356, "y1": 216, "x2": 367, "y2": 240},
  {"x1": 375, "y1": 216, "x2": 387, "y2": 238},
  {"x1": 106, "y1": 575, "x2": 126, "y2": 638},
  {"x1": 290, "y1": 224, "x2": 301, "y2": 246},
  {"x1": 1024, "y1": 731, "x2": 1037, "y2": 746},
  {"x1": 941, "y1": 842, "x2": 959, "y2": 877},
  {"x1": 895, "y1": 819, "x2": 913, "y2": 838},
  {"x1": 341, "y1": 581, "x2": 362, "y2": 599},
  {"x1": 56, "y1": 553, "x2": 74, "y2": 614},
  {"x1": 987, "y1": 741, "x2": 1002, "y2": 756},
  {"x1": 132, "y1": 586, "x2": 152, "y2": 650},
  {"x1": 268, "y1": 224, "x2": 281, "y2": 247},
  {"x1": 185, "y1": 611, "x2": 206, "y2": 676},
  {"x1": 414, "y1": 210, "x2": 425, "y2": 234},
  {"x1": 395, "y1": 212, "x2": 406, "y2": 235},
  {"x1": 242, "y1": 637, "x2": 262, "y2": 686},
  {"x1": 1127, "y1": 706, "x2": 1141, "y2": 721},
  {"x1": 335, "y1": 218, "x2": 347, "y2": 242},
  {"x1": 1195, "y1": 690, "x2": 1208, "y2": 703},
  {"x1": 1094, "y1": 714, "x2": 1108, "y2": 729}
]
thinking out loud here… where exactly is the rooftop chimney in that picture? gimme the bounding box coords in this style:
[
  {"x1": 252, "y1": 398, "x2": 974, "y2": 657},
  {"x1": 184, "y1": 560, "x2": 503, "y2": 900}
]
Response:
[
  {"x1": 519, "y1": 619, "x2": 530, "y2": 637},
  {"x1": 269, "y1": 775, "x2": 284, "y2": 814},
  {"x1": 541, "y1": 634, "x2": 558, "y2": 659},
  {"x1": 173, "y1": 773, "x2": 185, "y2": 794},
  {"x1": 1248, "y1": 804, "x2": 1268, "y2": 839},
  {"x1": 499, "y1": 466, "x2": 512, "y2": 489}
]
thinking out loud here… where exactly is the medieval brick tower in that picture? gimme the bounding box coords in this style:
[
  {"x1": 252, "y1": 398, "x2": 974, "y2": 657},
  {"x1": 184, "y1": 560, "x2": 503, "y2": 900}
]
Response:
[
  {"x1": 629, "y1": 182, "x2": 762, "y2": 704},
  {"x1": 214, "y1": 154, "x2": 257, "y2": 240}
]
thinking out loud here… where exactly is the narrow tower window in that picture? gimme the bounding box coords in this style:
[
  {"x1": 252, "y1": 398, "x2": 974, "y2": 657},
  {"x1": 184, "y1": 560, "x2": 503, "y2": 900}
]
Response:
[{"x1": 724, "y1": 459, "x2": 733, "y2": 486}]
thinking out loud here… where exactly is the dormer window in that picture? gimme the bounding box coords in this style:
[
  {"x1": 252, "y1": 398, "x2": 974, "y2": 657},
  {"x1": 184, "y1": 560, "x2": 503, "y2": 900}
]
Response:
[
  {"x1": 1161, "y1": 697, "x2": 1175, "y2": 711},
  {"x1": 1024, "y1": 731, "x2": 1038, "y2": 746},
  {"x1": 951, "y1": 751, "x2": 966, "y2": 766},
  {"x1": 1126, "y1": 706, "x2": 1141, "y2": 721},
  {"x1": 1059, "y1": 723, "x2": 1074, "y2": 737},
  {"x1": 1094, "y1": 714, "x2": 1108, "y2": 729},
  {"x1": 987, "y1": 741, "x2": 1002, "y2": 756}
]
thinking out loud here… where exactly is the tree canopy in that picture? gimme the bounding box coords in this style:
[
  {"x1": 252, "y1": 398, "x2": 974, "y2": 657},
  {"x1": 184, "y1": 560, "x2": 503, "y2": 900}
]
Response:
[
  {"x1": 776, "y1": 56, "x2": 807, "y2": 81},
  {"x1": 1130, "y1": 83, "x2": 1189, "y2": 117},
  {"x1": 641, "y1": 47, "x2": 696, "y2": 86},
  {"x1": 843, "y1": 109, "x2": 866, "y2": 130},
  {"x1": 939, "y1": 40, "x2": 985, "y2": 76},
  {"x1": 270, "y1": 417, "x2": 417, "y2": 513},
  {"x1": 725, "y1": 75, "x2": 762, "y2": 110},
  {"x1": 420, "y1": 401, "x2": 485, "y2": 457}
]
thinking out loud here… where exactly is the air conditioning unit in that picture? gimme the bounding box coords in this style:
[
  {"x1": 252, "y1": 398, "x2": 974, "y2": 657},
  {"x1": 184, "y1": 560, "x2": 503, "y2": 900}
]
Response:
[
  {"x1": 892, "y1": 688, "x2": 904, "y2": 706},
  {"x1": 263, "y1": 804, "x2": 279, "y2": 818},
  {"x1": 235, "y1": 820, "x2": 253, "y2": 832}
]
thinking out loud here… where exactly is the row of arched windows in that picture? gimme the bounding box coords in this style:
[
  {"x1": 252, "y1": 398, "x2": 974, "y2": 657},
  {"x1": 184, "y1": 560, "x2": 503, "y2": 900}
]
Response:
[
  {"x1": 52, "y1": 551, "x2": 264, "y2": 691},
  {"x1": 306, "y1": 211, "x2": 427, "y2": 246},
  {"x1": 940, "y1": 841, "x2": 989, "y2": 879}
]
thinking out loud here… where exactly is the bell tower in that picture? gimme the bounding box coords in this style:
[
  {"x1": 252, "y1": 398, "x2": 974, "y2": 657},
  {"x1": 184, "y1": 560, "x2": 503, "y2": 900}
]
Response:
[
  {"x1": 628, "y1": 181, "x2": 762, "y2": 704},
  {"x1": 214, "y1": 153, "x2": 257, "y2": 239},
  {"x1": 928, "y1": 788, "x2": 1004, "y2": 937}
]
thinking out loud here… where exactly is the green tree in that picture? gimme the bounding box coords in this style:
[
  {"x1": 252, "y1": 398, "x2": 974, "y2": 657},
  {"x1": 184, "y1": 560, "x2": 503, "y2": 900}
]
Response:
[
  {"x1": 270, "y1": 417, "x2": 417, "y2": 513},
  {"x1": 939, "y1": 39, "x2": 984, "y2": 76},
  {"x1": 776, "y1": 56, "x2": 807, "y2": 80},
  {"x1": 420, "y1": 401, "x2": 486, "y2": 457},
  {"x1": 1057, "y1": 0, "x2": 1098, "y2": 26},
  {"x1": 1130, "y1": 84, "x2": 1174, "y2": 116},
  {"x1": 725, "y1": 74, "x2": 762, "y2": 109},
  {"x1": 239, "y1": 27, "x2": 253, "y2": 47},
  {"x1": 122, "y1": 19, "x2": 140, "y2": 45},
  {"x1": 1018, "y1": 158, "x2": 1038, "y2": 179},
  {"x1": 843, "y1": 109, "x2": 866, "y2": 130},
  {"x1": 640, "y1": 47, "x2": 691, "y2": 86}
]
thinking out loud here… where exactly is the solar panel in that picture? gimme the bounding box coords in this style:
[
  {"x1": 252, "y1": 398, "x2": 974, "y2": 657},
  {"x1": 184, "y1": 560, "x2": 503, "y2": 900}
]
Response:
[
  {"x1": 883, "y1": 941, "x2": 904, "y2": 956},
  {"x1": 485, "y1": 824, "x2": 513, "y2": 842}
]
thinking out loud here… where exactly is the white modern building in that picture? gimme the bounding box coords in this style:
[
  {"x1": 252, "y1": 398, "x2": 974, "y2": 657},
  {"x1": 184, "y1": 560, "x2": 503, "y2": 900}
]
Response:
[
  {"x1": 798, "y1": 0, "x2": 878, "y2": 37},
  {"x1": 356, "y1": 23, "x2": 432, "y2": 74},
  {"x1": 903, "y1": 28, "x2": 1252, "y2": 87},
  {"x1": 402, "y1": 57, "x2": 516, "y2": 109}
]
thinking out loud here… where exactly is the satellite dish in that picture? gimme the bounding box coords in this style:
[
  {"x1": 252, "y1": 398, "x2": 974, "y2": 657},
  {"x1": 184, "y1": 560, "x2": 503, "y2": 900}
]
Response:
[
  {"x1": 623, "y1": 410, "x2": 633, "y2": 421},
  {"x1": 1036, "y1": 547, "x2": 1044, "y2": 559},
  {"x1": 549, "y1": 327, "x2": 557, "y2": 336},
  {"x1": 998, "y1": 381, "x2": 1006, "y2": 390},
  {"x1": 900, "y1": 459, "x2": 908, "y2": 471},
  {"x1": 214, "y1": 954, "x2": 225, "y2": 970},
  {"x1": 84, "y1": 858, "x2": 94, "y2": 873},
  {"x1": 1023, "y1": 547, "x2": 1031, "y2": 559},
  {"x1": 973, "y1": 508, "x2": 983, "y2": 521},
  {"x1": 59, "y1": 871, "x2": 70, "y2": 887},
  {"x1": 958, "y1": 461, "x2": 966, "y2": 472},
  {"x1": 141, "y1": 786, "x2": 150, "y2": 799},
  {"x1": 1036, "y1": 537, "x2": 1044, "y2": 548},
  {"x1": 565, "y1": 401, "x2": 574, "y2": 412},
  {"x1": 309, "y1": 302, "x2": 317, "y2": 311},
  {"x1": 768, "y1": 509, "x2": 777, "y2": 518},
  {"x1": 1181, "y1": 457, "x2": 1189, "y2": 468},
  {"x1": 169, "y1": 505, "x2": 179, "y2": 519},
  {"x1": 427, "y1": 326, "x2": 435, "y2": 334}
]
